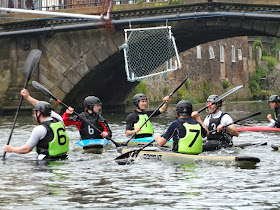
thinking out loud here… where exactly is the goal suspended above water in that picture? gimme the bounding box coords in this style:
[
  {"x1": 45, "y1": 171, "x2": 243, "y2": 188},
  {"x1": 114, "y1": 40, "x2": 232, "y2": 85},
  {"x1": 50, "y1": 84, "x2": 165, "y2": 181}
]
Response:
[{"x1": 122, "y1": 26, "x2": 182, "y2": 82}]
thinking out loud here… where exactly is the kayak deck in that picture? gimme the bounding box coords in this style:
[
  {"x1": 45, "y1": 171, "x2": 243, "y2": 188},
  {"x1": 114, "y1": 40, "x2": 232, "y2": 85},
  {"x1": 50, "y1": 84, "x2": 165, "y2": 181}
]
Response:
[{"x1": 117, "y1": 147, "x2": 260, "y2": 166}]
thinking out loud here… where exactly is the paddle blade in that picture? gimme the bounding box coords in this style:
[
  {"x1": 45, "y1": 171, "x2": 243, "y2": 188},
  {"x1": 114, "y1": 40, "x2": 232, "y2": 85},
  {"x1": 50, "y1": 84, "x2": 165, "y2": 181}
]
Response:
[
  {"x1": 32, "y1": 81, "x2": 58, "y2": 101},
  {"x1": 23, "y1": 49, "x2": 42, "y2": 84},
  {"x1": 115, "y1": 149, "x2": 140, "y2": 165}
]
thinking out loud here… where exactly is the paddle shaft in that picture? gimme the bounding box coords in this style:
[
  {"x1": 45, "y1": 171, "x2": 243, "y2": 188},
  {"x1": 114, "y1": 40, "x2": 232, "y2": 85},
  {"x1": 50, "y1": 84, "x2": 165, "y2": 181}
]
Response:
[
  {"x1": 197, "y1": 85, "x2": 243, "y2": 113},
  {"x1": 3, "y1": 80, "x2": 29, "y2": 159},
  {"x1": 122, "y1": 74, "x2": 190, "y2": 146},
  {"x1": 208, "y1": 112, "x2": 262, "y2": 133}
]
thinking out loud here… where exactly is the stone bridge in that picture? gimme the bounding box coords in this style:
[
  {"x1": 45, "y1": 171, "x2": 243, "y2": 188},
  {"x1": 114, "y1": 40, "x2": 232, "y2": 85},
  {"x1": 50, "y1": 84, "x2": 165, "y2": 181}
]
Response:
[{"x1": 1, "y1": 0, "x2": 280, "y2": 113}]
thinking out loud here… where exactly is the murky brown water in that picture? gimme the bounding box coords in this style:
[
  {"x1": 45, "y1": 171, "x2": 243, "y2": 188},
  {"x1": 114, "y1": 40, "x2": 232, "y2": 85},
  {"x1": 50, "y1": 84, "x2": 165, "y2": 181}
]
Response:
[{"x1": 0, "y1": 101, "x2": 280, "y2": 209}]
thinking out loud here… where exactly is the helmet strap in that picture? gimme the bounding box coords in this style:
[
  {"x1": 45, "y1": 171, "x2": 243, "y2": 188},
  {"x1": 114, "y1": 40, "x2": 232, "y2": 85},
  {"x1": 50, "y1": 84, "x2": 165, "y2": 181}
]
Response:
[{"x1": 35, "y1": 111, "x2": 41, "y2": 124}]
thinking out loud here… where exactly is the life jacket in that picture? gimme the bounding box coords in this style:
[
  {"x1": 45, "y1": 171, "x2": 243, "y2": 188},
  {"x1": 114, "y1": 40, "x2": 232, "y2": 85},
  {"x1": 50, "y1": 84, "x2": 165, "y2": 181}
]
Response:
[
  {"x1": 36, "y1": 118, "x2": 69, "y2": 157},
  {"x1": 134, "y1": 113, "x2": 154, "y2": 136},
  {"x1": 207, "y1": 112, "x2": 233, "y2": 144},
  {"x1": 79, "y1": 112, "x2": 104, "y2": 139},
  {"x1": 177, "y1": 121, "x2": 203, "y2": 155}
]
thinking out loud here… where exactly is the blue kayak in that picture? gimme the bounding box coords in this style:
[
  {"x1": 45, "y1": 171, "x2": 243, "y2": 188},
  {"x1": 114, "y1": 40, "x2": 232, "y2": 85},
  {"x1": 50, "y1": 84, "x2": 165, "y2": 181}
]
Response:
[{"x1": 75, "y1": 139, "x2": 111, "y2": 154}]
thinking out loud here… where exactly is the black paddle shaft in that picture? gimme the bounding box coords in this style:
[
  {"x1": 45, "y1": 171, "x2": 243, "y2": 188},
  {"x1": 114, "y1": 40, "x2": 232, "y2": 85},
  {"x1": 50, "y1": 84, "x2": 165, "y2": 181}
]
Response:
[
  {"x1": 197, "y1": 85, "x2": 243, "y2": 113},
  {"x1": 3, "y1": 49, "x2": 42, "y2": 160},
  {"x1": 31, "y1": 81, "x2": 121, "y2": 147},
  {"x1": 208, "y1": 112, "x2": 262, "y2": 133},
  {"x1": 122, "y1": 74, "x2": 190, "y2": 146}
]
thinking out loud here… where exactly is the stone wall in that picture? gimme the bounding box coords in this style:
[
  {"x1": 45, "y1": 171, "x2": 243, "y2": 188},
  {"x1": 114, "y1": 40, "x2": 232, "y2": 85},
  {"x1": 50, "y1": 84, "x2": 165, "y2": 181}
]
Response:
[{"x1": 142, "y1": 36, "x2": 251, "y2": 103}]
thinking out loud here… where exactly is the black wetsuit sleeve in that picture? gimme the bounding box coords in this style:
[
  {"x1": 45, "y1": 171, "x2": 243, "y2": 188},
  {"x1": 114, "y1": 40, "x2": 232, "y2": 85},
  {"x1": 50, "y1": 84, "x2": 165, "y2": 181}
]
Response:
[
  {"x1": 275, "y1": 107, "x2": 280, "y2": 128},
  {"x1": 199, "y1": 122, "x2": 207, "y2": 138},
  {"x1": 126, "y1": 112, "x2": 138, "y2": 131}
]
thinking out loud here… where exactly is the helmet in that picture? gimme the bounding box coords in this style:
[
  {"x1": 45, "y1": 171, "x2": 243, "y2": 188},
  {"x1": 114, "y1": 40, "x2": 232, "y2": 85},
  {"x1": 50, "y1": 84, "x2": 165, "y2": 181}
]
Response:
[
  {"x1": 268, "y1": 95, "x2": 280, "y2": 103},
  {"x1": 176, "y1": 100, "x2": 192, "y2": 116},
  {"x1": 207, "y1": 94, "x2": 222, "y2": 106},
  {"x1": 84, "y1": 96, "x2": 102, "y2": 108},
  {"x1": 133, "y1": 93, "x2": 147, "y2": 107},
  {"x1": 33, "y1": 101, "x2": 52, "y2": 115}
]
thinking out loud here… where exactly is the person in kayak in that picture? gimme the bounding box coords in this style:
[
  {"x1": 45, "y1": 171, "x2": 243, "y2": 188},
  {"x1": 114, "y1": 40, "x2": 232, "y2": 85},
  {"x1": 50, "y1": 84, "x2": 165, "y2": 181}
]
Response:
[
  {"x1": 267, "y1": 95, "x2": 280, "y2": 128},
  {"x1": 154, "y1": 100, "x2": 208, "y2": 154},
  {"x1": 62, "y1": 96, "x2": 112, "y2": 140},
  {"x1": 3, "y1": 89, "x2": 69, "y2": 160},
  {"x1": 203, "y1": 94, "x2": 239, "y2": 151},
  {"x1": 125, "y1": 93, "x2": 169, "y2": 139}
]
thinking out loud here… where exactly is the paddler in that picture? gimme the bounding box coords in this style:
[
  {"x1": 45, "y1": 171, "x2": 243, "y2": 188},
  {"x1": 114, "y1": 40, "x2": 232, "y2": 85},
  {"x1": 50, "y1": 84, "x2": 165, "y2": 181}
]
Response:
[
  {"x1": 125, "y1": 93, "x2": 169, "y2": 139},
  {"x1": 3, "y1": 89, "x2": 70, "y2": 160},
  {"x1": 154, "y1": 100, "x2": 208, "y2": 154},
  {"x1": 62, "y1": 96, "x2": 112, "y2": 140},
  {"x1": 203, "y1": 94, "x2": 239, "y2": 151},
  {"x1": 267, "y1": 95, "x2": 280, "y2": 128}
]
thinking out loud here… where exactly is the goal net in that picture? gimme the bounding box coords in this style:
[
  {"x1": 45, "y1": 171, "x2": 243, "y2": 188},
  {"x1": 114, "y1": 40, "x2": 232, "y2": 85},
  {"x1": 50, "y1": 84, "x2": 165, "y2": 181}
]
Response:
[{"x1": 123, "y1": 26, "x2": 181, "y2": 82}]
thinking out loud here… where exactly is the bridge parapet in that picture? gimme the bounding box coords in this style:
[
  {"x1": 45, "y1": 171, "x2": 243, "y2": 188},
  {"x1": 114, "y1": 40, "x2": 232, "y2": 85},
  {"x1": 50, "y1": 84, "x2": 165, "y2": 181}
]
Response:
[{"x1": 1, "y1": 0, "x2": 280, "y2": 32}]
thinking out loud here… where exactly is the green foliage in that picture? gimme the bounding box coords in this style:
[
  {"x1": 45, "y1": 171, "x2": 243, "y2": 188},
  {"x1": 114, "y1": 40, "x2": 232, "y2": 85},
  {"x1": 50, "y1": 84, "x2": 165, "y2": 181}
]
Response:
[
  {"x1": 253, "y1": 40, "x2": 267, "y2": 57},
  {"x1": 221, "y1": 79, "x2": 230, "y2": 89},
  {"x1": 177, "y1": 88, "x2": 187, "y2": 101},
  {"x1": 167, "y1": 0, "x2": 183, "y2": 5},
  {"x1": 155, "y1": 2, "x2": 164, "y2": 6},
  {"x1": 184, "y1": 79, "x2": 191, "y2": 89},
  {"x1": 134, "y1": 82, "x2": 148, "y2": 95},
  {"x1": 113, "y1": 7, "x2": 119, "y2": 11},
  {"x1": 248, "y1": 66, "x2": 267, "y2": 99},
  {"x1": 262, "y1": 56, "x2": 277, "y2": 71},
  {"x1": 163, "y1": 87, "x2": 169, "y2": 96},
  {"x1": 176, "y1": 89, "x2": 199, "y2": 104},
  {"x1": 271, "y1": 37, "x2": 280, "y2": 55},
  {"x1": 126, "y1": 81, "x2": 148, "y2": 104},
  {"x1": 137, "y1": 0, "x2": 143, "y2": 5}
]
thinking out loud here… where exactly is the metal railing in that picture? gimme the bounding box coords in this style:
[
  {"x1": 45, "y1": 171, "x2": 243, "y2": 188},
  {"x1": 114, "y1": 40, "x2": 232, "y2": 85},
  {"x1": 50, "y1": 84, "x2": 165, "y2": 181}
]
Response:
[{"x1": 0, "y1": 0, "x2": 158, "y2": 11}]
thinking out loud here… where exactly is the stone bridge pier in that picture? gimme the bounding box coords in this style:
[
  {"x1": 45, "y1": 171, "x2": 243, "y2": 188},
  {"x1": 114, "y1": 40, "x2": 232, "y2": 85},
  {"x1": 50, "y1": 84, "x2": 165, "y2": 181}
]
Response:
[{"x1": 0, "y1": 28, "x2": 137, "y2": 113}]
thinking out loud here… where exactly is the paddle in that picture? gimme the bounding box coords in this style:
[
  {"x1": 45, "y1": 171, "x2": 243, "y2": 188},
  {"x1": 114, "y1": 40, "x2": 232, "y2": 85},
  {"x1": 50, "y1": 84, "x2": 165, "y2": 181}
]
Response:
[
  {"x1": 208, "y1": 112, "x2": 262, "y2": 133},
  {"x1": 31, "y1": 81, "x2": 121, "y2": 147},
  {"x1": 115, "y1": 84, "x2": 244, "y2": 163},
  {"x1": 197, "y1": 85, "x2": 243, "y2": 113},
  {"x1": 115, "y1": 139, "x2": 156, "y2": 165},
  {"x1": 121, "y1": 74, "x2": 190, "y2": 146},
  {"x1": 3, "y1": 49, "x2": 42, "y2": 160}
]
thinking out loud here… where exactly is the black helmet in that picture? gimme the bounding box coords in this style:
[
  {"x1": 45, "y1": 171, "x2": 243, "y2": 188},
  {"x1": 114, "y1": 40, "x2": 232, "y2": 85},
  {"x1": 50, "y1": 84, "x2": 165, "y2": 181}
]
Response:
[
  {"x1": 207, "y1": 95, "x2": 222, "y2": 106},
  {"x1": 133, "y1": 93, "x2": 147, "y2": 107},
  {"x1": 176, "y1": 100, "x2": 192, "y2": 116},
  {"x1": 268, "y1": 95, "x2": 280, "y2": 103},
  {"x1": 84, "y1": 96, "x2": 102, "y2": 108},
  {"x1": 33, "y1": 101, "x2": 52, "y2": 115}
]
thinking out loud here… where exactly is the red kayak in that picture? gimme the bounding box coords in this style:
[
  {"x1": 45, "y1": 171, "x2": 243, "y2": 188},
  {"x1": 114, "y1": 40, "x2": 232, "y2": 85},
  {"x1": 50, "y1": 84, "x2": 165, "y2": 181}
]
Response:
[{"x1": 238, "y1": 126, "x2": 280, "y2": 132}]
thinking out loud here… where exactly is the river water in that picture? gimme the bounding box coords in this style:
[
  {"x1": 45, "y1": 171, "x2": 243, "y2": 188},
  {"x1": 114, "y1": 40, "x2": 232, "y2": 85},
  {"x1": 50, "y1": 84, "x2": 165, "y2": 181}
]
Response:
[{"x1": 0, "y1": 101, "x2": 279, "y2": 209}]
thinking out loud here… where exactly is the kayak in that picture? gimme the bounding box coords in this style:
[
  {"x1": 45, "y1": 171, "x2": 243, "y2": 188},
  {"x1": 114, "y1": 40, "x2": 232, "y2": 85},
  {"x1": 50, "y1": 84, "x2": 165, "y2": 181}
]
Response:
[
  {"x1": 75, "y1": 139, "x2": 111, "y2": 154},
  {"x1": 117, "y1": 146, "x2": 260, "y2": 167},
  {"x1": 238, "y1": 126, "x2": 280, "y2": 132}
]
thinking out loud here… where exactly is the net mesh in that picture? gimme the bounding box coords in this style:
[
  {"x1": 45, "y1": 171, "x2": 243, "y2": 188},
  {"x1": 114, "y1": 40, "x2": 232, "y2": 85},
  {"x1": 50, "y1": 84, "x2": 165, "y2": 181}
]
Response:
[{"x1": 123, "y1": 26, "x2": 181, "y2": 82}]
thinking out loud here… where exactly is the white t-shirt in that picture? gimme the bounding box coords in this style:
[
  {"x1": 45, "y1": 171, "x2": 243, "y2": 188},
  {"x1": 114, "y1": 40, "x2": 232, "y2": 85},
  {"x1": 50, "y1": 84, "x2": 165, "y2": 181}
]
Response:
[
  {"x1": 26, "y1": 111, "x2": 64, "y2": 149},
  {"x1": 204, "y1": 110, "x2": 233, "y2": 127}
]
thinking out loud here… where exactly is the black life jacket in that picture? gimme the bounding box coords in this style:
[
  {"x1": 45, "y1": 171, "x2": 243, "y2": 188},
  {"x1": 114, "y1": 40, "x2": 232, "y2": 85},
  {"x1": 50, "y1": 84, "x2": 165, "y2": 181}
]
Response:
[
  {"x1": 79, "y1": 112, "x2": 104, "y2": 139},
  {"x1": 207, "y1": 112, "x2": 232, "y2": 143}
]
